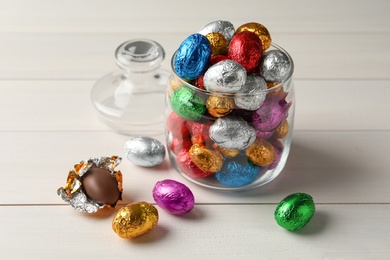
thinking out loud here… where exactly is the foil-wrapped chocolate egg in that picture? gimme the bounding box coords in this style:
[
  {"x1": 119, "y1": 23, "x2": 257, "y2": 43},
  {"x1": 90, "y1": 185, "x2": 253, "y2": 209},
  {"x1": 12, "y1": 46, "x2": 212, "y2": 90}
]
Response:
[
  {"x1": 167, "y1": 131, "x2": 192, "y2": 155},
  {"x1": 112, "y1": 202, "x2": 159, "y2": 239},
  {"x1": 209, "y1": 116, "x2": 256, "y2": 150},
  {"x1": 252, "y1": 94, "x2": 291, "y2": 132},
  {"x1": 189, "y1": 144, "x2": 224, "y2": 173},
  {"x1": 203, "y1": 59, "x2": 246, "y2": 93},
  {"x1": 274, "y1": 193, "x2": 315, "y2": 231},
  {"x1": 215, "y1": 160, "x2": 260, "y2": 187},
  {"x1": 124, "y1": 137, "x2": 165, "y2": 167},
  {"x1": 234, "y1": 74, "x2": 267, "y2": 111},
  {"x1": 206, "y1": 95, "x2": 235, "y2": 118},
  {"x1": 188, "y1": 120, "x2": 213, "y2": 145},
  {"x1": 212, "y1": 143, "x2": 241, "y2": 158},
  {"x1": 153, "y1": 179, "x2": 195, "y2": 215},
  {"x1": 267, "y1": 139, "x2": 284, "y2": 170},
  {"x1": 206, "y1": 32, "x2": 228, "y2": 55},
  {"x1": 174, "y1": 33, "x2": 211, "y2": 80},
  {"x1": 245, "y1": 139, "x2": 276, "y2": 167},
  {"x1": 166, "y1": 111, "x2": 191, "y2": 138},
  {"x1": 198, "y1": 20, "x2": 235, "y2": 43},
  {"x1": 260, "y1": 50, "x2": 292, "y2": 82},
  {"x1": 236, "y1": 22, "x2": 272, "y2": 51},
  {"x1": 228, "y1": 31, "x2": 263, "y2": 72},
  {"x1": 274, "y1": 119, "x2": 289, "y2": 139},
  {"x1": 176, "y1": 150, "x2": 213, "y2": 178},
  {"x1": 210, "y1": 54, "x2": 229, "y2": 65},
  {"x1": 170, "y1": 87, "x2": 206, "y2": 121}
]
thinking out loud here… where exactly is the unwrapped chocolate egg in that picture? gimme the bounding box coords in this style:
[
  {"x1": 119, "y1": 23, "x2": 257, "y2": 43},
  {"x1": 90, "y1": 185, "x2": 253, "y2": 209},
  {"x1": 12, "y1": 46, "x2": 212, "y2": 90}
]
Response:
[
  {"x1": 236, "y1": 22, "x2": 272, "y2": 51},
  {"x1": 170, "y1": 87, "x2": 206, "y2": 121},
  {"x1": 153, "y1": 179, "x2": 195, "y2": 215},
  {"x1": 215, "y1": 160, "x2": 260, "y2": 187},
  {"x1": 228, "y1": 31, "x2": 263, "y2": 72},
  {"x1": 206, "y1": 95, "x2": 235, "y2": 118},
  {"x1": 112, "y1": 202, "x2": 159, "y2": 239},
  {"x1": 124, "y1": 137, "x2": 165, "y2": 167},
  {"x1": 260, "y1": 50, "x2": 292, "y2": 82},
  {"x1": 189, "y1": 144, "x2": 224, "y2": 173},
  {"x1": 198, "y1": 20, "x2": 235, "y2": 42},
  {"x1": 209, "y1": 116, "x2": 256, "y2": 150},
  {"x1": 245, "y1": 139, "x2": 276, "y2": 167},
  {"x1": 234, "y1": 74, "x2": 267, "y2": 111},
  {"x1": 174, "y1": 33, "x2": 211, "y2": 80},
  {"x1": 204, "y1": 59, "x2": 246, "y2": 93},
  {"x1": 274, "y1": 193, "x2": 315, "y2": 231}
]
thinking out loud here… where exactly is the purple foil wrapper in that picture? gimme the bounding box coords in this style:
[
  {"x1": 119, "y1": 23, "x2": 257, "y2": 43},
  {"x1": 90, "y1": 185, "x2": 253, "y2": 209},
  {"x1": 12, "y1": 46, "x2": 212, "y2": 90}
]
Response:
[{"x1": 153, "y1": 179, "x2": 195, "y2": 215}]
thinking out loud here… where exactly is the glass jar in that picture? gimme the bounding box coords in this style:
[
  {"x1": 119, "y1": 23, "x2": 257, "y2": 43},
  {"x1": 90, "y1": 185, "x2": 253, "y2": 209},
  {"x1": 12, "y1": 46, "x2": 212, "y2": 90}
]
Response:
[
  {"x1": 165, "y1": 43, "x2": 295, "y2": 191},
  {"x1": 91, "y1": 39, "x2": 169, "y2": 136}
]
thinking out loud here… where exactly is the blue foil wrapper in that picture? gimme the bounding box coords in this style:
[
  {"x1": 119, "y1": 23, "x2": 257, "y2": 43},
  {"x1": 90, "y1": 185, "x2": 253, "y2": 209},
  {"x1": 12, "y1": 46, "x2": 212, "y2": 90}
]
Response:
[
  {"x1": 174, "y1": 33, "x2": 211, "y2": 80},
  {"x1": 215, "y1": 160, "x2": 260, "y2": 187}
]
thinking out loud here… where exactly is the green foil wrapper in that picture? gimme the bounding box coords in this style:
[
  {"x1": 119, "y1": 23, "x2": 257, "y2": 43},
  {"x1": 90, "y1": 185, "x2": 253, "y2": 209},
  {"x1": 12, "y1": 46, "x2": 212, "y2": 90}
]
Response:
[
  {"x1": 274, "y1": 193, "x2": 315, "y2": 231},
  {"x1": 170, "y1": 87, "x2": 206, "y2": 121}
]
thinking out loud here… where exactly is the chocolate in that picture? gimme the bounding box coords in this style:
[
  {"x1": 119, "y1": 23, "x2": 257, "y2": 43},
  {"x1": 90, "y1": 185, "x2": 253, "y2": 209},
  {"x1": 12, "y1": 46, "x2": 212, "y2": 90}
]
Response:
[{"x1": 82, "y1": 167, "x2": 120, "y2": 206}]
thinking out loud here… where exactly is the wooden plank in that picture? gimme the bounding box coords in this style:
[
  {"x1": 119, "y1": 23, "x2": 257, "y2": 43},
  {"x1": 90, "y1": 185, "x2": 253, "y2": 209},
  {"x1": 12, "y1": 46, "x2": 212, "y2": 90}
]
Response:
[
  {"x1": 0, "y1": 32, "x2": 389, "y2": 80},
  {"x1": 1, "y1": 80, "x2": 389, "y2": 131},
  {"x1": 0, "y1": 205, "x2": 389, "y2": 258},
  {"x1": 0, "y1": 0, "x2": 389, "y2": 33},
  {"x1": 0, "y1": 131, "x2": 389, "y2": 205}
]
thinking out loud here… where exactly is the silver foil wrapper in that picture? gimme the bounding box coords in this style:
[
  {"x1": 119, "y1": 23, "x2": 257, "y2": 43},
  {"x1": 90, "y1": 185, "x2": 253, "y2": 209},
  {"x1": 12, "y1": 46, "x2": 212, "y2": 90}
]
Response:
[
  {"x1": 124, "y1": 137, "x2": 166, "y2": 167},
  {"x1": 209, "y1": 116, "x2": 256, "y2": 150},
  {"x1": 260, "y1": 50, "x2": 292, "y2": 82},
  {"x1": 204, "y1": 59, "x2": 247, "y2": 93},
  {"x1": 234, "y1": 74, "x2": 267, "y2": 110},
  {"x1": 198, "y1": 20, "x2": 235, "y2": 42}
]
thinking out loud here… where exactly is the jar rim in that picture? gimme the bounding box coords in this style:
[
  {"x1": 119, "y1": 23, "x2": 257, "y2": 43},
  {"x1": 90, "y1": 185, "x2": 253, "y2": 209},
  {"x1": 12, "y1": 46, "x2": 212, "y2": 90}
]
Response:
[{"x1": 170, "y1": 42, "x2": 294, "y2": 95}]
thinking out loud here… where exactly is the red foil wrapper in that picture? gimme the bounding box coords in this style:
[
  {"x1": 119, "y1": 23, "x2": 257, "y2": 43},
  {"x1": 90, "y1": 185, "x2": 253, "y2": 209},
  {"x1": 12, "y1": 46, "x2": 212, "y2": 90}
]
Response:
[
  {"x1": 167, "y1": 111, "x2": 191, "y2": 138},
  {"x1": 210, "y1": 55, "x2": 229, "y2": 65},
  {"x1": 169, "y1": 135, "x2": 192, "y2": 155},
  {"x1": 188, "y1": 120, "x2": 213, "y2": 146},
  {"x1": 228, "y1": 31, "x2": 263, "y2": 72}
]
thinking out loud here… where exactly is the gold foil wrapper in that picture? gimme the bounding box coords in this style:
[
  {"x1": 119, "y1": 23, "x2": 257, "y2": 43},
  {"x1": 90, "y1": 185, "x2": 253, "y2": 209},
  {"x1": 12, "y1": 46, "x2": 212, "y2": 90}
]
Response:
[
  {"x1": 274, "y1": 120, "x2": 289, "y2": 139},
  {"x1": 189, "y1": 144, "x2": 223, "y2": 173},
  {"x1": 213, "y1": 143, "x2": 241, "y2": 158},
  {"x1": 112, "y1": 202, "x2": 159, "y2": 239},
  {"x1": 236, "y1": 22, "x2": 272, "y2": 51},
  {"x1": 206, "y1": 32, "x2": 228, "y2": 55},
  {"x1": 246, "y1": 139, "x2": 276, "y2": 166},
  {"x1": 206, "y1": 95, "x2": 235, "y2": 118}
]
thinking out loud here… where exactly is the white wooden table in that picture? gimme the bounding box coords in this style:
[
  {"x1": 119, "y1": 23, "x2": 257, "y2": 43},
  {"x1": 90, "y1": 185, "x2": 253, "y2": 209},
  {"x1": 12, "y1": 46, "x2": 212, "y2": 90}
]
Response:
[{"x1": 1, "y1": 0, "x2": 389, "y2": 259}]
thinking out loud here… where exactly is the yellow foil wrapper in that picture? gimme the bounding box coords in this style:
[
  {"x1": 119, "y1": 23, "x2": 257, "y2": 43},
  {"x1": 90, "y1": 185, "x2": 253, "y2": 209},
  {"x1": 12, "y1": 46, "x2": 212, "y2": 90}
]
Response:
[
  {"x1": 189, "y1": 144, "x2": 224, "y2": 173},
  {"x1": 112, "y1": 202, "x2": 159, "y2": 239},
  {"x1": 206, "y1": 32, "x2": 228, "y2": 55},
  {"x1": 206, "y1": 95, "x2": 235, "y2": 118},
  {"x1": 246, "y1": 139, "x2": 276, "y2": 166},
  {"x1": 274, "y1": 120, "x2": 289, "y2": 139},
  {"x1": 236, "y1": 22, "x2": 272, "y2": 51}
]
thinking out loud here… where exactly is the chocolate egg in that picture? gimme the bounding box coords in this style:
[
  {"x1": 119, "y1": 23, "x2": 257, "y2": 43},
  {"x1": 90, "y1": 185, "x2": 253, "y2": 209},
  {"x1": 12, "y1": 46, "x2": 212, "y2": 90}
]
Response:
[
  {"x1": 236, "y1": 22, "x2": 272, "y2": 51},
  {"x1": 189, "y1": 144, "x2": 224, "y2": 173},
  {"x1": 174, "y1": 33, "x2": 211, "y2": 80},
  {"x1": 112, "y1": 202, "x2": 159, "y2": 239},
  {"x1": 176, "y1": 150, "x2": 214, "y2": 178},
  {"x1": 228, "y1": 31, "x2": 263, "y2": 72},
  {"x1": 245, "y1": 139, "x2": 276, "y2": 167},
  {"x1": 206, "y1": 32, "x2": 228, "y2": 55},
  {"x1": 209, "y1": 116, "x2": 256, "y2": 150},
  {"x1": 206, "y1": 95, "x2": 235, "y2": 118},
  {"x1": 234, "y1": 74, "x2": 267, "y2": 111},
  {"x1": 82, "y1": 167, "x2": 121, "y2": 206},
  {"x1": 153, "y1": 179, "x2": 195, "y2": 215},
  {"x1": 215, "y1": 160, "x2": 260, "y2": 187},
  {"x1": 260, "y1": 50, "x2": 292, "y2": 82},
  {"x1": 166, "y1": 111, "x2": 191, "y2": 138},
  {"x1": 170, "y1": 87, "x2": 206, "y2": 121},
  {"x1": 198, "y1": 20, "x2": 235, "y2": 42},
  {"x1": 274, "y1": 119, "x2": 289, "y2": 139},
  {"x1": 203, "y1": 59, "x2": 246, "y2": 93},
  {"x1": 124, "y1": 137, "x2": 165, "y2": 167},
  {"x1": 274, "y1": 193, "x2": 315, "y2": 231}
]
